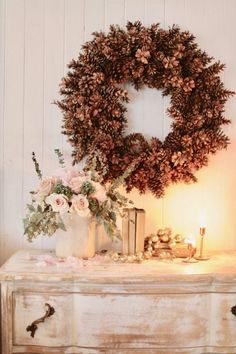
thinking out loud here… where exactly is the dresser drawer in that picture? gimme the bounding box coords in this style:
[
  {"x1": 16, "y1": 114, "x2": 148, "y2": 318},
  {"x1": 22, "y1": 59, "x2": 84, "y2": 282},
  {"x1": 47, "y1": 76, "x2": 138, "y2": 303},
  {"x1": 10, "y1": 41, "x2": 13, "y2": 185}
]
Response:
[
  {"x1": 211, "y1": 293, "x2": 236, "y2": 346},
  {"x1": 73, "y1": 292, "x2": 210, "y2": 348},
  {"x1": 13, "y1": 292, "x2": 73, "y2": 347},
  {"x1": 13, "y1": 291, "x2": 209, "y2": 349}
]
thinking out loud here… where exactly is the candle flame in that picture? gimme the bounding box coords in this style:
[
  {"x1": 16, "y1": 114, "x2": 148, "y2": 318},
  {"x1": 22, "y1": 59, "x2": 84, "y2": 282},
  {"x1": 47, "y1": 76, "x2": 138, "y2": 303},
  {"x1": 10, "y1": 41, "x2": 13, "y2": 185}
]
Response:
[
  {"x1": 185, "y1": 234, "x2": 196, "y2": 247},
  {"x1": 199, "y1": 213, "x2": 207, "y2": 228}
]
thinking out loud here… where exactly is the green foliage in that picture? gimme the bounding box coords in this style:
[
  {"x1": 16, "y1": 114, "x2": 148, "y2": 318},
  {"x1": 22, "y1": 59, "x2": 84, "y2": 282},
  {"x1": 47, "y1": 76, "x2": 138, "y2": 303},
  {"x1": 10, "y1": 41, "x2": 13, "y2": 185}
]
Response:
[
  {"x1": 54, "y1": 149, "x2": 65, "y2": 167},
  {"x1": 80, "y1": 181, "x2": 95, "y2": 195},
  {"x1": 23, "y1": 204, "x2": 66, "y2": 242},
  {"x1": 88, "y1": 198, "x2": 99, "y2": 214},
  {"x1": 32, "y1": 152, "x2": 42, "y2": 179},
  {"x1": 52, "y1": 182, "x2": 73, "y2": 199},
  {"x1": 108, "y1": 165, "x2": 135, "y2": 192},
  {"x1": 57, "y1": 216, "x2": 67, "y2": 231},
  {"x1": 104, "y1": 221, "x2": 121, "y2": 240}
]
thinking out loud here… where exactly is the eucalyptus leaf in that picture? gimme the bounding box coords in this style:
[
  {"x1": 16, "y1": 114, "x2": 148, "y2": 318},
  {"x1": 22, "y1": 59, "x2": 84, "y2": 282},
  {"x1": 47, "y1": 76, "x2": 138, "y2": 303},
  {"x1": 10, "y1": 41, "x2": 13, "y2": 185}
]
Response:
[
  {"x1": 37, "y1": 205, "x2": 43, "y2": 213},
  {"x1": 27, "y1": 204, "x2": 35, "y2": 212},
  {"x1": 58, "y1": 216, "x2": 67, "y2": 231}
]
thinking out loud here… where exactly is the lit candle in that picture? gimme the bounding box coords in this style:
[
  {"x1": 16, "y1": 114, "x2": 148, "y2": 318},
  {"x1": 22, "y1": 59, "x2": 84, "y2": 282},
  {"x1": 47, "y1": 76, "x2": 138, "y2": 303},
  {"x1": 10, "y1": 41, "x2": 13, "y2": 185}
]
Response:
[
  {"x1": 185, "y1": 234, "x2": 196, "y2": 247},
  {"x1": 199, "y1": 213, "x2": 207, "y2": 228},
  {"x1": 183, "y1": 234, "x2": 198, "y2": 262},
  {"x1": 199, "y1": 213, "x2": 207, "y2": 236}
]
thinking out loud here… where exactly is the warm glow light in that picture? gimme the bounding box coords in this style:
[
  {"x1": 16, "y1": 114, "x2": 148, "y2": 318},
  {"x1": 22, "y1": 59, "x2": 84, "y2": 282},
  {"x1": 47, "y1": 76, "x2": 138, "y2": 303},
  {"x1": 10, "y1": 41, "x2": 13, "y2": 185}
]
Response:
[
  {"x1": 199, "y1": 213, "x2": 207, "y2": 228},
  {"x1": 185, "y1": 234, "x2": 196, "y2": 247}
]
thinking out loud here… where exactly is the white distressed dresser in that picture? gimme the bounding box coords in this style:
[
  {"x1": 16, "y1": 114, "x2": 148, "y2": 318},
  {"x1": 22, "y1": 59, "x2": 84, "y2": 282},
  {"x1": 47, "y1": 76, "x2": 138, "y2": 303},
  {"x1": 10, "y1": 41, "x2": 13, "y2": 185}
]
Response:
[{"x1": 1, "y1": 250, "x2": 236, "y2": 354}]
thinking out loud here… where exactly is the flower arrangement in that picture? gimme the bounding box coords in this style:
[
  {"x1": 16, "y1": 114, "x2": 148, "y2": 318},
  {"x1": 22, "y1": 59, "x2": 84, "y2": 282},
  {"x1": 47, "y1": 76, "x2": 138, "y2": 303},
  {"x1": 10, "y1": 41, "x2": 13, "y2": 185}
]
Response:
[{"x1": 24, "y1": 150, "x2": 131, "y2": 242}]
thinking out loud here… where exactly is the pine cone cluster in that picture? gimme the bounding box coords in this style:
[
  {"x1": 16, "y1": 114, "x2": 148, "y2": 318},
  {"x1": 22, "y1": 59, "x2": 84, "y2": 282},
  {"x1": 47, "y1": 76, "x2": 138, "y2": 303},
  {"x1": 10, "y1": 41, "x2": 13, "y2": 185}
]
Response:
[{"x1": 56, "y1": 21, "x2": 233, "y2": 198}]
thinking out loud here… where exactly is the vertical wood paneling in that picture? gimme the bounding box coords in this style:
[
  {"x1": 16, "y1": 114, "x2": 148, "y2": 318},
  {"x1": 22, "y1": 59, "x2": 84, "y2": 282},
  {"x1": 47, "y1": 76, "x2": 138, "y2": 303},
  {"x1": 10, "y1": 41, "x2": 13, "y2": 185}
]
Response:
[
  {"x1": 43, "y1": 0, "x2": 65, "y2": 173},
  {"x1": 22, "y1": 0, "x2": 45, "y2": 250},
  {"x1": 105, "y1": 0, "x2": 125, "y2": 30},
  {"x1": 165, "y1": 0, "x2": 185, "y2": 28},
  {"x1": 216, "y1": 0, "x2": 236, "y2": 251},
  {"x1": 64, "y1": 0, "x2": 85, "y2": 65},
  {"x1": 146, "y1": 0, "x2": 165, "y2": 27},
  {"x1": 125, "y1": 0, "x2": 145, "y2": 22},
  {"x1": 0, "y1": 0, "x2": 236, "y2": 263},
  {"x1": 84, "y1": 0, "x2": 105, "y2": 41},
  {"x1": 83, "y1": 0, "x2": 109, "y2": 252},
  {"x1": 63, "y1": 0, "x2": 85, "y2": 163},
  {"x1": 42, "y1": 0, "x2": 65, "y2": 250},
  {"x1": 0, "y1": 0, "x2": 6, "y2": 261},
  {"x1": 2, "y1": 0, "x2": 25, "y2": 261}
]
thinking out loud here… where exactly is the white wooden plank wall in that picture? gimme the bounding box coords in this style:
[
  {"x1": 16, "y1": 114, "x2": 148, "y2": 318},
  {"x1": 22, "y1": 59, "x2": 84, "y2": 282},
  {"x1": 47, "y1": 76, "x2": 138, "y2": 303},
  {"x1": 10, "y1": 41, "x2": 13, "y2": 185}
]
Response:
[
  {"x1": 0, "y1": 0, "x2": 5, "y2": 261},
  {"x1": 0, "y1": 0, "x2": 236, "y2": 264}
]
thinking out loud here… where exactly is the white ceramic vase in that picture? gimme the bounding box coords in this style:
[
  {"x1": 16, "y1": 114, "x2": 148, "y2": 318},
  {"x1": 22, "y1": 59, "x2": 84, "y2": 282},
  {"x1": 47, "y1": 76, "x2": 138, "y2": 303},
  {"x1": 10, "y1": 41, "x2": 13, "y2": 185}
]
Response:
[{"x1": 55, "y1": 214, "x2": 96, "y2": 259}]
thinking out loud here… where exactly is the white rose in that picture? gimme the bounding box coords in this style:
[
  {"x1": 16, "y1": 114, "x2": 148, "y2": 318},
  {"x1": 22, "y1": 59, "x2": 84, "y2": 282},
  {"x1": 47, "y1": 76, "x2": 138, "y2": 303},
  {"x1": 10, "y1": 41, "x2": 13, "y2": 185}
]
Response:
[
  {"x1": 91, "y1": 182, "x2": 107, "y2": 203},
  {"x1": 70, "y1": 194, "x2": 90, "y2": 217},
  {"x1": 37, "y1": 177, "x2": 56, "y2": 197},
  {"x1": 45, "y1": 193, "x2": 69, "y2": 214}
]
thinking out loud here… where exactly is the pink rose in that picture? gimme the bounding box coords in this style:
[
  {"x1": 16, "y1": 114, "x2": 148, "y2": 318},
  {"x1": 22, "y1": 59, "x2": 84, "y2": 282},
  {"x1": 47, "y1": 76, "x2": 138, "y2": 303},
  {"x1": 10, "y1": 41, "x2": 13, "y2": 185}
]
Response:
[
  {"x1": 36, "y1": 177, "x2": 56, "y2": 197},
  {"x1": 52, "y1": 168, "x2": 80, "y2": 186},
  {"x1": 91, "y1": 182, "x2": 107, "y2": 203},
  {"x1": 45, "y1": 193, "x2": 69, "y2": 214},
  {"x1": 68, "y1": 176, "x2": 87, "y2": 193},
  {"x1": 70, "y1": 194, "x2": 90, "y2": 217},
  {"x1": 52, "y1": 168, "x2": 92, "y2": 189}
]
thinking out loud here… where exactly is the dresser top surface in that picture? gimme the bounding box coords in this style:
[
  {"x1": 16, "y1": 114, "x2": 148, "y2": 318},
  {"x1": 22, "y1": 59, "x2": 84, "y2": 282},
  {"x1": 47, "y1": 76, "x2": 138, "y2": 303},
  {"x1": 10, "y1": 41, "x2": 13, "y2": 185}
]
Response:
[{"x1": 0, "y1": 249, "x2": 236, "y2": 284}]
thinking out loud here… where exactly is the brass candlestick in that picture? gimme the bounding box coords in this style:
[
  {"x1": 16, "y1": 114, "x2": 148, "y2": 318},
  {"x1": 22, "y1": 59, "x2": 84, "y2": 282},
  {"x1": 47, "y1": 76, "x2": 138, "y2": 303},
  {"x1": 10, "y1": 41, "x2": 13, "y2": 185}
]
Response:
[{"x1": 195, "y1": 227, "x2": 210, "y2": 260}]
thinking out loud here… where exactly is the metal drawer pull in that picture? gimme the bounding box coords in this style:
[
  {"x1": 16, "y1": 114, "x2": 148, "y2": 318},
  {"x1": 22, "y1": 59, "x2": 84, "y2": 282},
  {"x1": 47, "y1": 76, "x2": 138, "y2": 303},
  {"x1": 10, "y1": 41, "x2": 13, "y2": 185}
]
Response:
[
  {"x1": 231, "y1": 305, "x2": 236, "y2": 317},
  {"x1": 26, "y1": 303, "x2": 55, "y2": 338}
]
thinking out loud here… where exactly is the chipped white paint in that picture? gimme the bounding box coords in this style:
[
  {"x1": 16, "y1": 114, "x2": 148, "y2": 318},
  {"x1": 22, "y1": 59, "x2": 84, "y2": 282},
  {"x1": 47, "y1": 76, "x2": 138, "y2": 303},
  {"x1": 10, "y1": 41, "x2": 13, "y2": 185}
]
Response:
[
  {"x1": 1, "y1": 250, "x2": 236, "y2": 353},
  {"x1": 13, "y1": 293, "x2": 73, "y2": 347}
]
